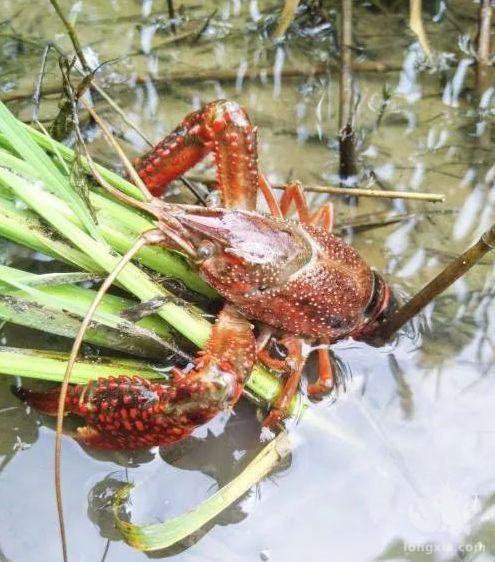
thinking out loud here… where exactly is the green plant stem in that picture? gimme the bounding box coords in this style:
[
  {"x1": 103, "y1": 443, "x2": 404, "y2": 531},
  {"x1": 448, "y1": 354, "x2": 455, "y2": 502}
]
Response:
[
  {"x1": 114, "y1": 431, "x2": 291, "y2": 551},
  {"x1": 0, "y1": 347, "x2": 163, "y2": 384}
]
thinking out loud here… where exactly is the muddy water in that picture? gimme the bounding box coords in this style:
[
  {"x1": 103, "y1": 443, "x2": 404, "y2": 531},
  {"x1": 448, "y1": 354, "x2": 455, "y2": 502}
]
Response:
[{"x1": 1, "y1": 1, "x2": 495, "y2": 561}]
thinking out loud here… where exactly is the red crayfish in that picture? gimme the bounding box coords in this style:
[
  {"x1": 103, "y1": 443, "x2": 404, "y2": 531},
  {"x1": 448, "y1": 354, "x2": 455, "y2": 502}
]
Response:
[{"x1": 18, "y1": 100, "x2": 395, "y2": 449}]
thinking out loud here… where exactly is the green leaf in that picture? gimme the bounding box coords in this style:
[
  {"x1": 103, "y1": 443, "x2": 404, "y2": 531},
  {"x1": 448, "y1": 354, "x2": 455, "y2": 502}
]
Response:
[
  {"x1": 0, "y1": 196, "x2": 101, "y2": 271},
  {"x1": 0, "y1": 99, "x2": 101, "y2": 240},
  {"x1": 0, "y1": 346, "x2": 164, "y2": 384},
  {"x1": 0, "y1": 265, "x2": 182, "y2": 359},
  {"x1": 0, "y1": 147, "x2": 215, "y2": 297}
]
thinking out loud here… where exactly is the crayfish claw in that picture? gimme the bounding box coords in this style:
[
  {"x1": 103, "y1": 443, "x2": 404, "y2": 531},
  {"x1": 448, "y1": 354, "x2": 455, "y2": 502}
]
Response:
[
  {"x1": 13, "y1": 306, "x2": 256, "y2": 450},
  {"x1": 13, "y1": 385, "x2": 65, "y2": 416}
]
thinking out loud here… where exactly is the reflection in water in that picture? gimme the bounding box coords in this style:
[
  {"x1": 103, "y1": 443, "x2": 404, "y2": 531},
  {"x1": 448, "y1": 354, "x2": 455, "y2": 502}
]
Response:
[
  {"x1": 0, "y1": 378, "x2": 39, "y2": 471},
  {"x1": 0, "y1": 1, "x2": 495, "y2": 561}
]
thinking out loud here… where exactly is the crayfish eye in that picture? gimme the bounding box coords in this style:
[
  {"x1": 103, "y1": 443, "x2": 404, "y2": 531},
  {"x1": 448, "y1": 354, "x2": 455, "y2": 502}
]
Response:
[
  {"x1": 267, "y1": 339, "x2": 289, "y2": 361},
  {"x1": 197, "y1": 240, "x2": 217, "y2": 260}
]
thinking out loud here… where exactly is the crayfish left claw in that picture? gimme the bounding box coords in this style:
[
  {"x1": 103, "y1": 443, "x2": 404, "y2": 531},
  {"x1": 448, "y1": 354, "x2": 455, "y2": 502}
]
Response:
[{"x1": 15, "y1": 306, "x2": 256, "y2": 450}]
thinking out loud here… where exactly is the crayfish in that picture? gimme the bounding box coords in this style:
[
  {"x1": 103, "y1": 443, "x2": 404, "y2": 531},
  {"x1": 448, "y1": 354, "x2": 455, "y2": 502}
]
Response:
[{"x1": 18, "y1": 100, "x2": 395, "y2": 450}]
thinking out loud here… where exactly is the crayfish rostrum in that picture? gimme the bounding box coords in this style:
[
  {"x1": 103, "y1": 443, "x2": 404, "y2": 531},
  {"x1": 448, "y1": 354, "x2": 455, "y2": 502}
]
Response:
[{"x1": 18, "y1": 100, "x2": 395, "y2": 449}]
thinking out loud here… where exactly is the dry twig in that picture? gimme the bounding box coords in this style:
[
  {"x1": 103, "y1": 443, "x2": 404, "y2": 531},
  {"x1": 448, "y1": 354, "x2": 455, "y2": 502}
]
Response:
[
  {"x1": 409, "y1": 0, "x2": 434, "y2": 62},
  {"x1": 272, "y1": 0, "x2": 301, "y2": 40},
  {"x1": 282, "y1": 184, "x2": 444, "y2": 202}
]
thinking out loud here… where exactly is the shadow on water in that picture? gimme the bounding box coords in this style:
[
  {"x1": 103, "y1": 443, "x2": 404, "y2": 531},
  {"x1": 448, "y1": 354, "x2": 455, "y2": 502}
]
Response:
[{"x1": 88, "y1": 400, "x2": 292, "y2": 558}]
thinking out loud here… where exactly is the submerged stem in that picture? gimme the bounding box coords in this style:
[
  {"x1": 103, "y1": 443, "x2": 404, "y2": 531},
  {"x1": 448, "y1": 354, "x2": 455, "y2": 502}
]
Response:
[
  {"x1": 476, "y1": 0, "x2": 493, "y2": 98},
  {"x1": 272, "y1": 0, "x2": 301, "y2": 40}
]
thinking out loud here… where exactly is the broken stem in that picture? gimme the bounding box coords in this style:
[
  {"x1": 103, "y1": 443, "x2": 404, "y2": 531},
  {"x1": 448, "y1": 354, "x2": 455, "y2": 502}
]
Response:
[
  {"x1": 339, "y1": 0, "x2": 357, "y2": 181},
  {"x1": 372, "y1": 224, "x2": 495, "y2": 343}
]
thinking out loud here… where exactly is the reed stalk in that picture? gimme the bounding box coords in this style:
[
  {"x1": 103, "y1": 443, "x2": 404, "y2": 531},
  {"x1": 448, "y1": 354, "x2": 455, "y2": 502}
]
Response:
[{"x1": 372, "y1": 224, "x2": 495, "y2": 343}]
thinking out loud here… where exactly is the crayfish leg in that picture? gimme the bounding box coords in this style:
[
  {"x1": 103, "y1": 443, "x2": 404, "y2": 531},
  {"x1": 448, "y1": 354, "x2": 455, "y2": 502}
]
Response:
[
  {"x1": 135, "y1": 100, "x2": 260, "y2": 211},
  {"x1": 279, "y1": 181, "x2": 334, "y2": 231},
  {"x1": 258, "y1": 335, "x2": 309, "y2": 428},
  {"x1": 307, "y1": 343, "x2": 336, "y2": 396}
]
